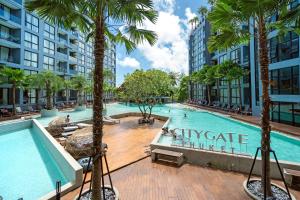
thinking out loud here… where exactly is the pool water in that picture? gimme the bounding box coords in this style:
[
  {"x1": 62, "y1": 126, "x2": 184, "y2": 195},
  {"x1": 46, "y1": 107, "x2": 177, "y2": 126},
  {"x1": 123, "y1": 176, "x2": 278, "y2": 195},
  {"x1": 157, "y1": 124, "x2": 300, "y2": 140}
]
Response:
[
  {"x1": 36, "y1": 103, "x2": 300, "y2": 163},
  {"x1": 0, "y1": 127, "x2": 68, "y2": 199}
]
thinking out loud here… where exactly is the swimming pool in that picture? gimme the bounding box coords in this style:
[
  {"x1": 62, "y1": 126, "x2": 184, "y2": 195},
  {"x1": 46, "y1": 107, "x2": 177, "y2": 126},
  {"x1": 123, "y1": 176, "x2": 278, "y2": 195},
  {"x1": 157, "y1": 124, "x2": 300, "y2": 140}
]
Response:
[
  {"x1": 0, "y1": 120, "x2": 82, "y2": 199},
  {"x1": 35, "y1": 103, "x2": 300, "y2": 163}
]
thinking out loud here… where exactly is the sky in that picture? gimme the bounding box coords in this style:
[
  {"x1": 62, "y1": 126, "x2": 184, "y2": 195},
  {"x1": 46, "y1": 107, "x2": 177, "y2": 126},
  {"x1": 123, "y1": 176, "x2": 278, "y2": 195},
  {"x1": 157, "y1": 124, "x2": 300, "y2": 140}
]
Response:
[{"x1": 116, "y1": 0, "x2": 209, "y2": 86}]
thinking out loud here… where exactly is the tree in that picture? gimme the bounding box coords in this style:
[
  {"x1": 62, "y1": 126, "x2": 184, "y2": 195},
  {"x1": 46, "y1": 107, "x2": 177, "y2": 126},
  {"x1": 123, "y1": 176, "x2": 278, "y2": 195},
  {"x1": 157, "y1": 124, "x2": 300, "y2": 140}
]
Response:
[
  {"x1": 26, "y1": 73, "x2": 44, "y2": 109},
  {"x1": 217, "y1": 60, "x2": 242, "y2": 107},
  {"x1": 63, "y1": 79, "x2": 73, "y2": 104},
  {"x1": 27, "y1": 71, "x2": 62, "y2": 110},
  {"x1": 121, "y1": 69, "x2": 172, "y2": 120},
  {"x1": 189, "y1": 16, "x2": 199, "y2": 30},
  {"x1": 176, "y1": 75, "x2": 190, "y2": 102},
  {"x1": 192, "y1": 65, "x2": 216, "y2": 105},
  {"x1": 207, "y1": 0, "x2": 297, "y2": 196},
  {"x1": 71, "y1": 75, "x2": 87, "y2": 106},
  {"x1": 0, "y1": 66, "x2": 26, "y2": 115},
  {"x1": 168, "y1": 71, "x2": 180, "y2": 102},
  {"x1": 26, "y1": 1, "x2": 157, "y2": 198}
]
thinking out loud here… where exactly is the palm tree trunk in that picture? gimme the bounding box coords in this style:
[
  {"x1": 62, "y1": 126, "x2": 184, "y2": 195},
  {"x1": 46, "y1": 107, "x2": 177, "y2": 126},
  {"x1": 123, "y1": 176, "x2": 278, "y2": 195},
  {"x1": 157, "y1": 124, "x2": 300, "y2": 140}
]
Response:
[
  {"x1": 12, "y1": 84, "x2": 16, "y2": 115},
  {"x1": 258, "y1": 16, "x2": 272, "y2": 196},
  {"x1": 46, "y1": 84, "x2": 52, "y2": 110},
  {"x1": 91, "y1": 13, "x2": 105, "y2": 200},
  {"x1": 228, "y1": 81, "x2": 232, "y2": 106},
  {"x1": 207, "y1": 85, "x2": 211, "y2": 105},
  {"x1": 238, "y1": 79, "x2": 242, "y2": 110},
  {"x1": 217, "y1": 79, "x2": 220, "y2": 102}
]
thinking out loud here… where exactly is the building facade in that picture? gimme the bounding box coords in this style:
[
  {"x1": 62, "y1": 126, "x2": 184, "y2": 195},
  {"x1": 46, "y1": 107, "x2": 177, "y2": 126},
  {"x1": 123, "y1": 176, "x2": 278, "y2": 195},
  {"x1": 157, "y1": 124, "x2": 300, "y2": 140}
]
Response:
[
  {"x1": 0, "y1": 0, "x2": 116, "y2": 107},
  {"x1": 188, "y1": 2, "x2": 300, "y2": 127},
  {"x1": 188, "y1": 15, "x2": 211, "y2": 100}
]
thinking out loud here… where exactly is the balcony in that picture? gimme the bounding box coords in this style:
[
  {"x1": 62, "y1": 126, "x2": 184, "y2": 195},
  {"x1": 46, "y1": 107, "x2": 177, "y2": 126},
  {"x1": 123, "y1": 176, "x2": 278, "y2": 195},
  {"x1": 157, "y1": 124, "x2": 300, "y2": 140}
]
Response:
[
  {"x1": 0, "y1": 0, "x2": 22, "y2": 9},
  {"x1": 57, "y1": 38, "x2": 69, "y2": 48},
  {"x1": 0, "y1": 9, "x2": 21, "y2": 28},
  {"x1": 0, "y1": 56, "x2": 20, "y2": 67},
  {"x1": 69, "y1": 56, "x2": 77, "y2": 64},
  {"x1": 57, "y1": 52, "x2": 68, "y2": 61},
  {"x1": 0, "y1": 34, "x2": 20, "y2": 48},
  {"x1": 69, "y1": 31, "x2": 79, "y2": 39},
  {"x1": 69, "y1": 69, "x2": 78, "y2": 75}
]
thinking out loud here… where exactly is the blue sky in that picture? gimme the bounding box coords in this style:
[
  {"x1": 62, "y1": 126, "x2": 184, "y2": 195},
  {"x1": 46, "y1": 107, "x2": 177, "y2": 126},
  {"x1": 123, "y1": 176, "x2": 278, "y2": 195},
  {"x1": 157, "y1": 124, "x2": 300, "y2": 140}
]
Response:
[{"x1": 116, "y1": 0, "x2": 208, "y2": 86}]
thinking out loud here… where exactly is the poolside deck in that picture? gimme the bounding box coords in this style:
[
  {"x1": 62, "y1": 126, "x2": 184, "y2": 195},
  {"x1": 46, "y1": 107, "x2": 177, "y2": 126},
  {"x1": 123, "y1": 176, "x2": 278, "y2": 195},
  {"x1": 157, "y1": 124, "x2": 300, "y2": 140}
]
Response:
[
  {"x1": 63, "y1": 116, "x2": 300, "y2": 200},
  {"x1": 185, "y1": 103, "x2": 300, "y2": 137}
]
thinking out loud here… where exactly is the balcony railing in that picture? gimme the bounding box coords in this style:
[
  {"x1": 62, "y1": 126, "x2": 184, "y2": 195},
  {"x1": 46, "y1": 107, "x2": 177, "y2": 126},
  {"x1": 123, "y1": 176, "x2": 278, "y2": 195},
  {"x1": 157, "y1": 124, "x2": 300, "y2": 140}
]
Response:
[
  {"x1": 0, "y1": 35, "x2": 20, "y2": 44},
  {"x1": 69, "y1": 69, "x2": 78, "y2": 75},
  {"x1": 0, "y1": 9, "x2": 21, "y2": 24},
  {"x1": 0, "y1": 56, "x2": 19, "y2": 64},
  {"x1": 13, "y1": 0, "x2": 22, "y2": 5}
]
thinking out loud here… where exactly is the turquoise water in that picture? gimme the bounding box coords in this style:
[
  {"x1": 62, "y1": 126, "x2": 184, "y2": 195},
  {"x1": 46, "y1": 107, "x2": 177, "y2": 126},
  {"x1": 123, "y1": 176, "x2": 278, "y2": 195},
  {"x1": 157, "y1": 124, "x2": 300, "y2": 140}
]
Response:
[
  {"x1": 0, "y1": 127, "x2": 68, "y2": 199},
  {"x1": 36, "y1": 103, "x2": 300, "y2": 163}
]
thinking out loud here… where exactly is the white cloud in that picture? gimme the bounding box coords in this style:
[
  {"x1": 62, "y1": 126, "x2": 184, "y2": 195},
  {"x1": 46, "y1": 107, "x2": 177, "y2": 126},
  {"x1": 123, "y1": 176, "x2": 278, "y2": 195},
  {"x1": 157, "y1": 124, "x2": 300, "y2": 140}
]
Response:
[
  {"x1": 118, "y1": 57, "x2": 141, "y2": 69},
  {"x1": 135, "y1": 3, "x2": 197, "y2": 74}
]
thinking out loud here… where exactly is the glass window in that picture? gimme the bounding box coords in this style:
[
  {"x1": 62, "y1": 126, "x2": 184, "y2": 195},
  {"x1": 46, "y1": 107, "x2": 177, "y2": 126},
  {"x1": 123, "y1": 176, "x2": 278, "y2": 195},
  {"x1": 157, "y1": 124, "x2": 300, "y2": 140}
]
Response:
[
  {"x1": 219, "y1": 54, "x2": 227, "y2": 64},
  {"x1": 44, "y1": 23, "x2": 55, "y2": 39},
  {"x1": 280, "y1": 102, "x2": 294, "y2": 125},
  {"x1": 25, "y1": 13, "x2": 39, "y2": 32},
  {"x1": 43, "y1": 39, "x2": 55, "y2": 55},
  {"x1": 24, "y1": 51, "x2": 38, "y2": 68},
  {"x1": 43, "y1": 56, "x2": 54, "y2": 70},
  {"x1": 24, "y1": 32, "x2": 38, "y2": 50},
  {"x1": 270, "y1": 66, "x2": 299, "y2": 95},
  {"x1": 79, "y1": 54, "x2": 85, "y2": 65},
  {"x1": 295, "y1": 103, "x2": 300, "y2": 127},
  {"x1": 87, "y1": 46, "x2": 93, "y2": 57},
  {"x1": 79, "y1": 42, "x2": 85, "y2": 53},
  {"x1": 230, "y1": 49, "x2": 240, "y2": 64}
]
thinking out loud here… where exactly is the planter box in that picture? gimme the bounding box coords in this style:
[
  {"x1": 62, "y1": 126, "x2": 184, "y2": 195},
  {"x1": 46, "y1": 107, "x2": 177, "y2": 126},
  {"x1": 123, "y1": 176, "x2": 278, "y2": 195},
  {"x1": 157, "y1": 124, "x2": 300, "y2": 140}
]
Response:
[{"x1": 41, "y1": 108, "x2": 58, "y2": 117}]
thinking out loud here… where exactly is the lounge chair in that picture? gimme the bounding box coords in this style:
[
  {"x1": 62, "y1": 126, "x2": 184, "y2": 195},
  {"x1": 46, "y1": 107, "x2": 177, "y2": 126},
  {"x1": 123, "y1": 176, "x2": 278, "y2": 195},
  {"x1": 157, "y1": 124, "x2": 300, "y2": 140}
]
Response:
[
  {"x1": 241, "y1": 105, "x2": 252, "y2": 115},
  {"x1": 16, "y1": 106, "x2": 29, "y2": 115},
  {"x1": 27, "y1": 105, "x2": 39, "y2": 113},
  {"x1": 0, "y1": 108, "x2": 12, "y2": 117},
  {"x1": 220, "y1": 103, "x2": 227, "y2": 110},
  {"x1": 104, "y1": 116, "x2": 120, "y2": 124},
  {"x1": 63, "y1": 125, "x2": 79, "y2": 132},
  {"x1": 77, "y1": 123, "x2": 92, "y2": 129}
]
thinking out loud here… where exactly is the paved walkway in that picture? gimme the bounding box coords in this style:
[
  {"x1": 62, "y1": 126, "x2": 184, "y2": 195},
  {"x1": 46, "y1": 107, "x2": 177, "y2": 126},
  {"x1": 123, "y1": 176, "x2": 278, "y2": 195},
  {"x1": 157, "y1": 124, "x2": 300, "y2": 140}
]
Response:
[{"x1": 186, "y1": 103, "x2": 300, "y2": 137}]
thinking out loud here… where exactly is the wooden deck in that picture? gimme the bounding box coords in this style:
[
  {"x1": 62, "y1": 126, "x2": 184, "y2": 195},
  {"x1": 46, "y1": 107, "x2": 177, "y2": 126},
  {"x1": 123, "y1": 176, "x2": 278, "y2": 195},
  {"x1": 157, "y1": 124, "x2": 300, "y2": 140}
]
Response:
[
  {"x1": 63, "y1": 116, "x2": 300, "y2": 200},
  {"x1": 64, "y1": 157, "x2": 300, "y2": 200}
]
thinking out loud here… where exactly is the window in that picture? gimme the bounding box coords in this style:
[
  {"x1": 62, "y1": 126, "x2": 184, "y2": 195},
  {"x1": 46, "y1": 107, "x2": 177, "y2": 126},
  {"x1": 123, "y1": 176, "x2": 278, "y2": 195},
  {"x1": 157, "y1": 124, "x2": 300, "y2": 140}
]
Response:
[
  {"x1": 78, "y1": 66, "x2": 85, "y2": 74},
  {"x1": 87, "y1": 46, "x2": 93, "y2": 57},
  {"x1": 271, "y1": 102, "x2": 300, "y2": 127},
  {"x1": 44, "y1": 23, "x2": 55, "y2": 39},
  {"x1": 43, "y1": 56, "x2": 54, "y2": 70},
  {"x1": 43, "y1": 39, "x2": 54, "y2": 55},
  {"x1": 25, "y1": 13, "x2": 39, "y2": 32},
  {"x1": 79, "y1": 54, "x2": 85, "y2": 65},
  {"x1": 24, "y1": 51, "x2": 38, "y2": 68},
  {"x1": 268, "y1": 32, "x2": 299, "y2": 63},
  {"x1": 219, "y1": 54, "x2": 227, "y2": 64},
  {"x1": 79, "y1": 42, "x2": 85, "y2": 53},
  {"x1": 230, "y1": 49, "x2": 240, "y2": 64},
  {"x1": 270, "y1": 66, "x2": 299, "y2": 95},
  {"x1": 86, "y1": 57, "x2": 92, "y2": 68},
  {"x1": 24, "y1": 32, "x2": 38, "y2": 50}
]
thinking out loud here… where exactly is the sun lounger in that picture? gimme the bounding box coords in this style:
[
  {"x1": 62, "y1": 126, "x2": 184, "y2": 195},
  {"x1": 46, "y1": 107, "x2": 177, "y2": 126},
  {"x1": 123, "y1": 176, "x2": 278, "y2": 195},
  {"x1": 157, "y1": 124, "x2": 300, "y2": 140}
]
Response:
[
  {"x1": 77, "y1": 123, "x2": 92, "y2": 129},
  {"x1": 0, "y1": 108, "x2": 12, "y2": 117},
  {"x1": 104, "y1": 116, "x2": 120, "y2": 124},
  {"x1": 63, "y1": 126, "x2": 78, "y2": 132},
  {"x1": 241, "y1": 105, "x2": 252, "y2": 115},
  {"x1": 16, "y1": 106, "x2": 29, "y2": 115},
  {"x1": 27, "y1": 106, "x2": 39, "y2": 113},
  {"x1": 62, "y1": 131, "x2": 74, "y2": 137}
]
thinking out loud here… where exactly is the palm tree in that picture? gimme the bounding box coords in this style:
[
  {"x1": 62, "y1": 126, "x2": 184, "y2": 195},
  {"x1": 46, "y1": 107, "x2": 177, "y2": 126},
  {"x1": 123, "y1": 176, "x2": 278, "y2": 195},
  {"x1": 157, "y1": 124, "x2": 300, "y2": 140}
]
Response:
[
  {"x1": 71, "y1": 75, "x2": 87, "y2": 106},
  {"x1": 189, "y1": 16, "x2": 199, "y2": 30},
  {"x1": 0, "y1": 66, "x2": 26, "y2": 115},
  {"x1": 26, "y1": 1, "x2": 157, "y2": 198},
  {"x1": 26, "y1": 73, "x2": 44, "y2": 109},
  {"x1": 168, "y1": 72, "x2": 180, "y2": 102},
  {"x1": 63, "y1": 79, "x2": 73, "y2": 104},
  {"x1": 217, "y1": 60, "x2": 240, "y2": 107},
  {"x1": 208, "y1": 0, "x2": 297, "y2": 196}
]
